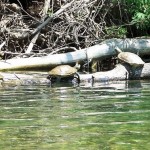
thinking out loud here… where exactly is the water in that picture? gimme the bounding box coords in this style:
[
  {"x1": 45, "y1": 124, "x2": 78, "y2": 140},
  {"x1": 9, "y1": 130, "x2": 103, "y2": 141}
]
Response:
[{"x1": 0, "y1": 80, "x2": 150, "y2": 150}]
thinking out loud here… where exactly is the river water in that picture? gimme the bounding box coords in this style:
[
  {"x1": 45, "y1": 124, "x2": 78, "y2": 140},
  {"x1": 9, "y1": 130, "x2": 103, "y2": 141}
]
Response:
[{"x1": 0, "y1": 80, "x2": 150, "y2": 150}]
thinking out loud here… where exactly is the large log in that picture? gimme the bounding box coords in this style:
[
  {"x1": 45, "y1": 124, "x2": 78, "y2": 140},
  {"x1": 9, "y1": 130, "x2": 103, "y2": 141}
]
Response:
[
  {"x1": 79, "y1": 63, "x2": 150, "y2": 82},
  {"x1": 0, "y1": 63, "x2": 150, "y2": 87},
  {"x1": 0, "y1": 71, "x2": 50, "y2": 87},
  {"x1": 0, "y1": 38, "x2": 150, "y2": 71}
]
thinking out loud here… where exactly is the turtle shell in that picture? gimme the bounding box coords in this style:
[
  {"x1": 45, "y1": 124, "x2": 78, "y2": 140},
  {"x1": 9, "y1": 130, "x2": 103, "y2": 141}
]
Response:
[
  {"x1": 48, "y1": 65, "x2": 77, "y2": 77},
  {"x1": 118, "y1": 52, "x2": 145, "y2": 66}
]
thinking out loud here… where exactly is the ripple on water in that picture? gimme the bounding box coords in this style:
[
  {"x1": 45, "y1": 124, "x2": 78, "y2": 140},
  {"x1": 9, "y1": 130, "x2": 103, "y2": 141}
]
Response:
[{"x1": 0, "y1": 81, "x2": 150, "y2": 149}]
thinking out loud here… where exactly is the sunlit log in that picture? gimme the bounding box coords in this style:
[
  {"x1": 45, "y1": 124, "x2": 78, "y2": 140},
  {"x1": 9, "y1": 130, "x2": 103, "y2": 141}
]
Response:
[{"x1": 0, "y1": 38, "x2": 150, "y2": 71}]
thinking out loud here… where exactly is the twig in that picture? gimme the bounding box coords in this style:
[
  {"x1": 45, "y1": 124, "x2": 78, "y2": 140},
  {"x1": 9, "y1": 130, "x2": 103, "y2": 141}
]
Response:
[
  {"x1": 25, "y1": 0, "x2": 51, "y2": 54},
  {"x1": 0, "y1": 41, "x2": 6, "y2": 49},
  {"x1": 49, "y1": 46, "x2": 78, "y2": 55},
  {"x1": 30, "y1": 0, "x2": 75, "y2": 37}
]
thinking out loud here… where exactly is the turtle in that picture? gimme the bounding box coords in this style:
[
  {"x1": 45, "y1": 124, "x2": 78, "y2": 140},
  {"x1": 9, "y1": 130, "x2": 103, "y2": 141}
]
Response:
[
  {"x1": 48, "y1": 62, "x2": 80, "y2": 83},
  {"x1": 115, "y1": 47, "x2": 145, "y2": 67}
]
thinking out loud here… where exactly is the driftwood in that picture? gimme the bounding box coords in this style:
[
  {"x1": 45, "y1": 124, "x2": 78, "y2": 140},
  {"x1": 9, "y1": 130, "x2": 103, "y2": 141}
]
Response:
[{"x1": 0, "y1": 38, "x2": 150, "y2": 71}]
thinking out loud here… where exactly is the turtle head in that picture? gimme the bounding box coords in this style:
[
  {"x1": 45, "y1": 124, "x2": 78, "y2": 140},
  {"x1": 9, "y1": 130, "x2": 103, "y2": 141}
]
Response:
[
  {"x1": 115, "y1": 47, "x2": 122, "y2": 53},
  {"x1": 74, "y1": 62, "x2": 80, "y2": 70}
]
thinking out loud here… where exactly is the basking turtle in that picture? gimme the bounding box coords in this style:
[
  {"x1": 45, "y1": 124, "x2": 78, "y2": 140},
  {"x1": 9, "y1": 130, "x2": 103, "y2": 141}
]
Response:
[
  {"x1": 115, "y1": 47, "x2": 145, "y2": 67},
  {"x1": 48, "y1": 63, "x2": 80, "y2": 82}
]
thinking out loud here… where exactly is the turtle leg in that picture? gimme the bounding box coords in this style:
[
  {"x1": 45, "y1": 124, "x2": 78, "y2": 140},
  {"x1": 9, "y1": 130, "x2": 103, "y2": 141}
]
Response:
[
  {"x1": 72, "y1": 73, "x2": 80, "y2": 84},
  {"x1": 47, "y1": 75, "x2": 61, "y2": 83},
  {"x1": 47, "y1": 75, "x2": 51, "y2": 80}
]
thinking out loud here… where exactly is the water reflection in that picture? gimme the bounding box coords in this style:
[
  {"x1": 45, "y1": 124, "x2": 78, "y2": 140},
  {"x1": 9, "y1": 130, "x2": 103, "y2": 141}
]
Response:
[{"x1": 0, "y1": 80, "x2": 150, "y2": 149}]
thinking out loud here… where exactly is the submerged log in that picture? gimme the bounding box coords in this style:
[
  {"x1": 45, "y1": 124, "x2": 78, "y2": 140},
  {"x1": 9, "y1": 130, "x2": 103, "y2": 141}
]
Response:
[{"x1": 0, "y1": 38, "x2": 150, "y2": 71}]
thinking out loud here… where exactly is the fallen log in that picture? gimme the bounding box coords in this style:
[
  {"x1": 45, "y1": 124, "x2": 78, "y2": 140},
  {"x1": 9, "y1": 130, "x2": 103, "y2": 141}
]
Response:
[
  {"x1": 78, "y1": 63, "x2": 150, "y2": 83},
  {"x1": 0, "y1": 38, "x2": 150, "y2": 71},
  {"x1": 0, "y1": 72, "x2": 50, "y2": 87},
  {"x1": 0, "y1": 62, "x2": 150, "y2": 87}
]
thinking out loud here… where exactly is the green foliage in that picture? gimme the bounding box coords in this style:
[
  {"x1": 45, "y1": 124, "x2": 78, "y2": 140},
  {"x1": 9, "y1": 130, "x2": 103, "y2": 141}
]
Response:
[
  {"x1": 105, "y1": 26, "x2": 127, "y2": 38},
  {"x1": 125, "y1": 0, "x2": 150, "y2": 29}
]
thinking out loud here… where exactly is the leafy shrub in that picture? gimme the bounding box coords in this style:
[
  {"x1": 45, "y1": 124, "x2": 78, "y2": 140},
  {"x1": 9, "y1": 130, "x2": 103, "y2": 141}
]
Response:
[{"x1": 125, "y1": 0, "x2": 150, "y2": 29}]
